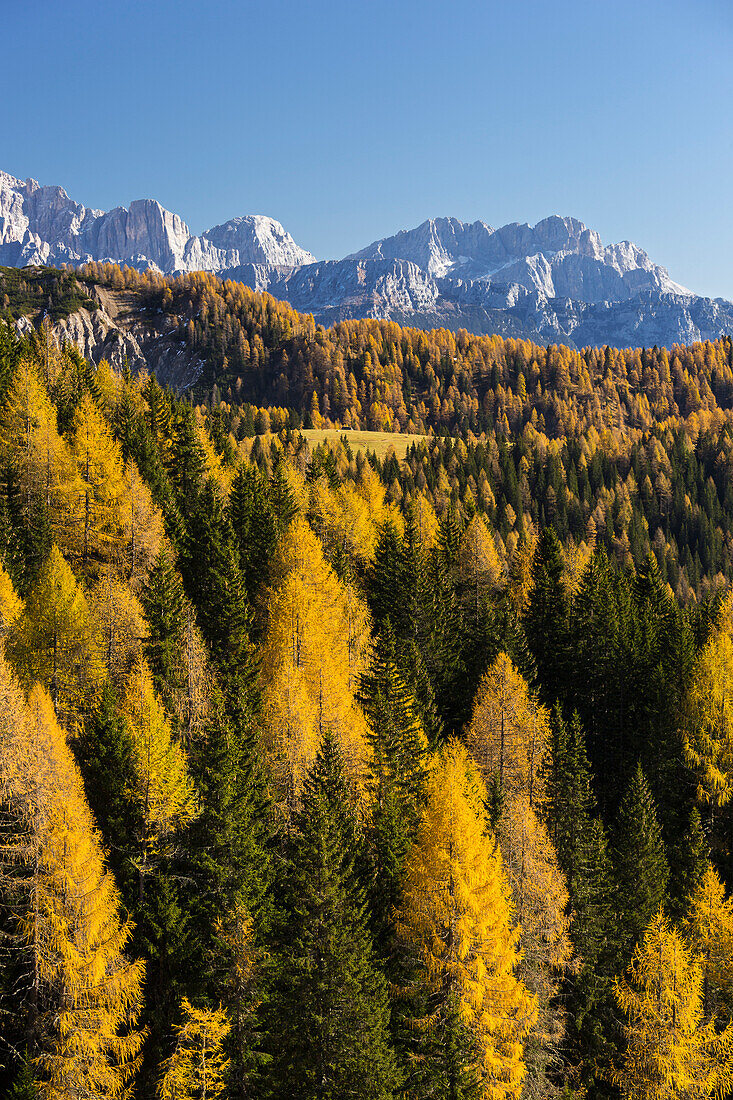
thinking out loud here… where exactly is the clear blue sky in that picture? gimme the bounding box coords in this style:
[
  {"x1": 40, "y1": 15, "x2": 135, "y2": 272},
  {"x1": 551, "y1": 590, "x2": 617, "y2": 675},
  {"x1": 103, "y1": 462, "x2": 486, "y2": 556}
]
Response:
[{"x1": 3, "y1": 0, "x2": 732, "y2": 296}]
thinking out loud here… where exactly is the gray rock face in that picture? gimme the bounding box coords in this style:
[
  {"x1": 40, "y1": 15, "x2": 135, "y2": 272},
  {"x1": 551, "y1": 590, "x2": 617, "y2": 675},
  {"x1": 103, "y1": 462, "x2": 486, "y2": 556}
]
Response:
[
  {"x1": 0, "y1": 170, "x2": 315, "y2": 274},
  {"x1": 14, "y1": 283, "x2": 206, "y2": 391},
  {"x1": 4, "y1": 168, "x2": 733, "y2": 349}
]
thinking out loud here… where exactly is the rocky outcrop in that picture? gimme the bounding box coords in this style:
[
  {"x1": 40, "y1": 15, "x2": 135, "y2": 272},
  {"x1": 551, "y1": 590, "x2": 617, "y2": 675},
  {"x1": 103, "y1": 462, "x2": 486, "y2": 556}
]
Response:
[
  {"x1": 14, "y1": 284, "x2": 206, "y2": 391},
  {"x1": 4, "y1": 168, "x2": 733, "y2": 349}
]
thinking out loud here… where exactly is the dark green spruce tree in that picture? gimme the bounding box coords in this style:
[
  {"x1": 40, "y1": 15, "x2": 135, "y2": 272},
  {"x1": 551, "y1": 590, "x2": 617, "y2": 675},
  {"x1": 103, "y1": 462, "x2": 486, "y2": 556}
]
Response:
[
  {"x1": 179, "y1": 478, "x2": 257, "y2": 704},
  {"x1": 522, "y1": 526, "x2": 570, "y2": 708},
  {"x1": 610, "y1": 761, "x2": 670, "y2": 965},
  {"x1": 265, "y1": 731, "x2": 400, "y2": 1100},
  {"x1": 358, "y1": 626, "x2": 428, "y2": 962},
  {"x1": 228, "y1": 461, "x2": 279, "y2": 609}
]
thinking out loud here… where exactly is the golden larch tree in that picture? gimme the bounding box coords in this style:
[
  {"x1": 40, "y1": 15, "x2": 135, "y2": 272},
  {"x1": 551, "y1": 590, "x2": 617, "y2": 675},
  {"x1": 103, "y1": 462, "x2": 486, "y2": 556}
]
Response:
[
  {"x1": 0, "y1": 561, "x2": 22, "y2": 636},
  {"x1": 684, "y1": 595, "x2": 733, "y2": 809},
  {"x1": 67, "y1": 392, "x2": 128, "y2": 573},
  {"x1": 682, "y1": 863, "x2": 733, "y2": 1023},
  {"x1": 397, "y1": 739, "x2": 536, "y2": 1099},
  {"x1": 465, "y1": 652, "x2": 549, "y2": 806},
  {"x1": 158, "y1": 999, "x2": 231, "y2": 1100},
  {"x1": 121, "y1": 459, "x2": 166, "y2": 587},
  {"x1": 459, "y1": 513, "x2": 503, "y2": 617},
  {"x1": 120, "y1": 658, "x2": 198, "y2": 846},
  {"x1": 498, "y1": 793, "x2": 572, "y2": 1097},
  {"x1": 88, "y1": 568, "x2": 147, "y2": 689},
  {"x1": 261, "y1": 516, "x2": 372, "y2": 805},
  {"x1": 0, "y1": 664, "x2": 145, "y2": 1098},
  {"x1": 5, "y1": 544, "x2": 104, "y2": 723},
  {"x1": 0, "y1": 358, "x2": 77, "y2": 545},
  {"x1": 613, "y1": 912, "x2": 733, "y2": 1100}
]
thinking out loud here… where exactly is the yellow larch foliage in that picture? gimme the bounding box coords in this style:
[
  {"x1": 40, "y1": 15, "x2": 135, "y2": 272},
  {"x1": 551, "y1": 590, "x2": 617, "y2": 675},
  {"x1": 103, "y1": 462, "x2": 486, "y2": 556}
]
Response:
[
  {"x1": 684, "y1": 595, "x2": 733, "y2": 807},
  {"x1": 613, "y1": 912, "x2": 733, "y2": 1100},
  {"x1": 121, "y1": 659, "x2": 198, "y2": 840},
  {"x1": 261, "y1": 516, "x2": 372, "y2": 805},
  {"x1": 158, "y1": 999, "x2": 231, "y2": 1100},
  {"x1": 89, "y1": 569, "x2": 147, "y2": 689},
  {"x1": 506, "y1": 535, "x2": 538, "y2": 615},
  {"x1": 498, "y1": 794, "x2": 572, "y2": 1092},
  {"x1": 91, "y1": 357, "x2": 122, "y2": 413},
  {"x1": 309, "y1": 475, "x2": 380, "y2": 565},
  {"x1": 398, "y1": 739, "x2": 536, "y2": 1100},
  {"x1": 5, "y1": 544, "x2": 104, "y2": 723},
  {"x1": 0, "y1": 358, "x2": 77, "y2": 543},
  {"x1": 459, "y1": 514, "x2": 504, "y2": 612},
  {"x1": 356, "y1": 461, "x2": 401, "y2": 535},
  {"x1": 0, "y1": 562, "x2": 22, "y2": 636},
  {"x1": 465, "y1": 652, "x2": 550, "y2": 806},
  {"x1": 411, "y1": 492, "x2": 439, "y2": 551},
  {"x1": 67, "y1": 392, "x2": 127, "y2": 573},
  {"x1": 195, "y1": 406, "x2": 234, "y2": 495},
  {"x1": 215, "y1": 902, "x2": 261, "y2": 1079},
  {"x1": 682, "y1": 863, "x2": 733, "y2": 1022},
  {"x1": 563, "y1": 538, "x2": 595, "y2": 597},
  {"x1": 121, "y1": 459, "x2": 166, "y2": 587},
  {"x1": 0, "y1": 668, "x2": 145, "y2": 1098}
]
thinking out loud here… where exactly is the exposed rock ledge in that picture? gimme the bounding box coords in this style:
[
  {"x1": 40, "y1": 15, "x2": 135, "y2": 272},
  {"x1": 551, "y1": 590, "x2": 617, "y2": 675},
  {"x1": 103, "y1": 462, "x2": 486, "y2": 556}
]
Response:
[{"x1": 16, "y1": 285, "x2": 204, "y2": 391}]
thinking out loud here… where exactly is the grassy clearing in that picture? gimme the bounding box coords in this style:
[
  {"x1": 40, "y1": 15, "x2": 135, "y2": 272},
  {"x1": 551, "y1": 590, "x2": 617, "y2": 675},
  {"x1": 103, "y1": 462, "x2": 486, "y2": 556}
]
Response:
[{"x1": 298, "y1": 428, "x2": 427, "y2": 459}]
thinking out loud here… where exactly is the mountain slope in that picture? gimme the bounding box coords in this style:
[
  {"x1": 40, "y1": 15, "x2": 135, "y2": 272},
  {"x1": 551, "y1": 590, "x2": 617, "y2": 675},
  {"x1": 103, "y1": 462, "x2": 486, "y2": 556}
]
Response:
[{"x1": 3, "y1": 168, "x2": 733, "y2": 348}]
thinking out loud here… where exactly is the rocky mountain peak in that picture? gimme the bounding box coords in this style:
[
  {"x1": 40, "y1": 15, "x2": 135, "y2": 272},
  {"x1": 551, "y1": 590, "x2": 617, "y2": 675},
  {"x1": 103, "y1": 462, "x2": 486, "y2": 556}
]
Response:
[
  {"x1": 0, "y1": 170, "x2": 314, "y2": 274},
  {"x1": 0, "y1": 167, "x2": 724, "y2": 349}
]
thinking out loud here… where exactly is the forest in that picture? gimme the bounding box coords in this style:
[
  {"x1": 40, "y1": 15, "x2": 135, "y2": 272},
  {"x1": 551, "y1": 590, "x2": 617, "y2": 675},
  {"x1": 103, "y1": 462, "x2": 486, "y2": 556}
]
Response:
[{"x1": 1, "y1": 279, "x2": 733, "y2": 1099}]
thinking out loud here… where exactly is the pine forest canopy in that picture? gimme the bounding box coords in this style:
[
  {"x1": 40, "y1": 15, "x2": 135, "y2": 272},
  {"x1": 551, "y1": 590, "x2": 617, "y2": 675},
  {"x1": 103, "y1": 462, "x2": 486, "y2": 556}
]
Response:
[{"x1": 1, "y1": 262, "x2": 733, "y2": 1099}]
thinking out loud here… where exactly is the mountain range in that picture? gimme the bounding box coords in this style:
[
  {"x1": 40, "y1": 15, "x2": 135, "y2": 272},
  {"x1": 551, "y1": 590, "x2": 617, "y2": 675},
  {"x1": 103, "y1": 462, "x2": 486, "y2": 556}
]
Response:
[{"x1": 3, "y1": 168, "x2": 733, "y2": 349}]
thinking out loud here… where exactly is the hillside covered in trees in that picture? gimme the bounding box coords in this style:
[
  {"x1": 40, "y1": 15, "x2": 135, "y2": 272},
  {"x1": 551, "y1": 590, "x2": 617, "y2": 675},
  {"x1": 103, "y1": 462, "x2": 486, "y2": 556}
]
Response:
[{"x1": 2, "y1": 284, "x2": 733, "y2": 1099}]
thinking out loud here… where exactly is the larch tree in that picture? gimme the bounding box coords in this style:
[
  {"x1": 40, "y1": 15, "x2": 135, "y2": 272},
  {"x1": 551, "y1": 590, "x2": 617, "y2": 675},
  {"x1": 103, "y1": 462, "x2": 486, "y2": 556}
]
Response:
[
  {"x1": 261, "y1": 515, "x2": 372, "y2": 806},
  {"x1": 0, "y1": 357, "x2": 77, "y2": 575},
  {"x1": 121, "y1": 458, "x2": 166, "y2": 588},
  {"x1": 613, "y1": 912, "x2": 733, "y2": 1100},
  {"x1": 458, "y1": 513, "x2": 503, "y2": 621},
  {"x1": 0, "y1": 664, "x2": 145, "y2": 1097},
  {"x1": 0, "y1": 560, "x2": 22, "y2": 636},
  {"x1": 88, "y1": 567, "x2": 147, "y2": 690},
  {"x1": 157, "y1": 999, "x2": 231, "y2": 1100},
  {"x1": 120, "y1": 658, "x2": 198, "y2": 859},
  {"x1": 684, "y1": 594, "x2": 733, "y2": 811},
  {"x1": 465, "y1": 652, "x2": 550, "y2": 807},
  {"x1": 497, "y1": 794, "x2": 572, "y2": 1099},
  {"x1": 397, "y1": 739, "x2": 536, "y2": 1100},
  {"x1": 67, "y1": 391, "x2": 128, "y2": 574},
  {"x1": 682, "y1": 863, "x2": 733, "y2": 1023},
  {"x1": 5, "y1": 544, "x2": 104, "y2": 723}
]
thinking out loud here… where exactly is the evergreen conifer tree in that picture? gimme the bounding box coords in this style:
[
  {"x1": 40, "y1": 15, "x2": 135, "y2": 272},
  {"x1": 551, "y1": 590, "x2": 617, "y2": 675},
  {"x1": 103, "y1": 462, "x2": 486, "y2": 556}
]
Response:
[
  {"x1": 358, "y1": 626, "x2": 428, "y2": 958},
  {"x1": 266, "y1": 731, "x2": 399, "y2": 1100},
  {"x1": 228, "y1": 461, "x2": 278, "y2": 608},
  {"x1": 180, "y1": 479, "x2": 257, "y2": 702},
  {"x1": 522, "y1": 528, "x2": 570, "y2": 708},
  {"x1": 611, "y1": 763, "x2": 670, "y2": 965}
]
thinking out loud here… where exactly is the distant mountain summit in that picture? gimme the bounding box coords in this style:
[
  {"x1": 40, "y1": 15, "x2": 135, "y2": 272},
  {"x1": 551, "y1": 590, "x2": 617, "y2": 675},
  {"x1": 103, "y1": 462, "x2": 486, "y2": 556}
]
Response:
[
  {"x1": 3, "y1": 168, "x2": 733, "y2": 349},
  {"x1": 0, "y1": 170, "x2": 315, "y2": 273},
  {"x1": 347, "y1": 215, "x2": 690, "y2": 299}
]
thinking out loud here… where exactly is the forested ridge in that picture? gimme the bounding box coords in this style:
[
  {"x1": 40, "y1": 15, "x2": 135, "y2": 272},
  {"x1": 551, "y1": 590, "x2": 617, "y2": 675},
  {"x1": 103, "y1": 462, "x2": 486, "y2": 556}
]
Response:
[{"x1": 2, "y1": 278, "x2": 733, "y2": 1099}]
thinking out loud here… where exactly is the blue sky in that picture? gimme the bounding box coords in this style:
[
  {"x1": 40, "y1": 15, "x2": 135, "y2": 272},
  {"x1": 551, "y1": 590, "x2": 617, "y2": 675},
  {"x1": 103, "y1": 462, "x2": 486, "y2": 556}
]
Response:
[{"x1": 3, "y1": 0, "x2": 732, "y2": 296}]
